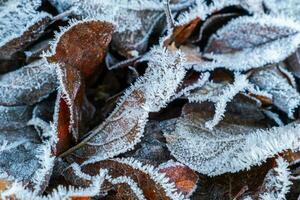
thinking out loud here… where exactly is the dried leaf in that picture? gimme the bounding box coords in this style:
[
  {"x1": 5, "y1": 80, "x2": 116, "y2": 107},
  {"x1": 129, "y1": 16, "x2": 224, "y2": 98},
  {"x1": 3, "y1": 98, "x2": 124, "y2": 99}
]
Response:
[
  {"x1": 158, "y1": 160, "x2": 198, "y2": 197},
  {"x1": 163, "y1": 97, "x2": 300, "y2": 176},
  {"x1": 239, "y1": 157, "x2": 292, "y2": 200},
  {"x1": 65, "y1": 158, "x2": 187, "y2": 200},
  {"x1": 0, "y1": 105, "x2": 33, "y2": 131},
  {"x1": 250, "y1": 65, "x2": 300, "y2": 118},
  {"x1": 0, "y1": 59, "x2": 58, "y2": 106},
  {"x1": 45, "y1": 19, "x2": 113, "y2": 143},
  {"x1": 0, "y1": 126, "x2": 56, "y2": 192},
  {"x1": 60, "y1": 46, "x2": 186, "y2": 165},
  {"x1": 189, "y1": 15, "x2": 300, "y2": 71},
  {"x1": 0, "y1": 0, "x2": 52, "y2": 61}
]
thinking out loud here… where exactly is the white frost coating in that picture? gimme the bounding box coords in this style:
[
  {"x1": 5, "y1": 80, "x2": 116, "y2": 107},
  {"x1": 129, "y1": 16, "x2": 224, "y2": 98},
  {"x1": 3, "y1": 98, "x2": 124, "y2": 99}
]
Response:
[
  {"x1": 78, "y1": 45, "x2": 186, "y2": 165},
  {"x1": 140, "y1": 46, "x2": 186, "y2": 112},
  {"x1": 109, "y1": 158, "x2": 187, "y2": 200},
  {"x1": 106, "y1": 175, "x2": 147, "y2": 200},
  {"x1": 250, "y1": 67, "x2": 300, "y2": 118},
  {"x1": 264, "y1": 0, "x2": 300, "y2": 21},
  {"x1": 187, "y1": 73, "x2": 251, "y2": 129},
  {"x1": 259, "y1": 157, "x2": 292, "y2": 200},
  {"x1": 1, "y1": 170, "x2": 108, "y2": 200},
  {"x1": 205, "y1": 73, "x2": 250, "y2": 129},
  {"x1": 189, "y1": 15, "x2": 300, "y2": 71},
  {"x1": 0, "y1": 0, "x2": 51, "y2": 47},
  {"x1": 0, "y1": 140, "x2": 28, "y2": 153},
  {"x1": 0, "y1": 59, "x2": 58, "y2": 106},
  {"x1": 176, "y1": 0, "x2": 260, "y2": 26},
  {"x1": 165, "y1": 116, "x2": 300, "y2": 176},
  {"x1": 171, "y1": 72, "x2": 210, "y2": 101},
  {"x1": 29, "y1": 121, "x2": 57, "y2": 191}
]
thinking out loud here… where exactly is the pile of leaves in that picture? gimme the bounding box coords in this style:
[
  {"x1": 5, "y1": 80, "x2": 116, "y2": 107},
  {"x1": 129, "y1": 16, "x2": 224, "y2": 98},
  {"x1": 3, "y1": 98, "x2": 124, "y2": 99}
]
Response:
[{"x1": 1, "y1": 0, "x2": 300, "y2": 199}]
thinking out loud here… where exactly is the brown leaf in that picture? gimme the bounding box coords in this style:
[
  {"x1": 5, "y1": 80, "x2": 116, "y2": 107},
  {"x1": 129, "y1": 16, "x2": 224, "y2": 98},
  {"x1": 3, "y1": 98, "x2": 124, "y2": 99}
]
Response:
[
  {"x1": 64, "y1": 158, "x2": 187, "y2": 200},
  {"x1": 158, "y1": 161, "x2": 199, "y2": 197},
  {"x1": 47, "y1": 20, "x2": 114, "y2": 78},
  {"x1": 46, "y1": 20, "x2": 113, "y2": 148}
]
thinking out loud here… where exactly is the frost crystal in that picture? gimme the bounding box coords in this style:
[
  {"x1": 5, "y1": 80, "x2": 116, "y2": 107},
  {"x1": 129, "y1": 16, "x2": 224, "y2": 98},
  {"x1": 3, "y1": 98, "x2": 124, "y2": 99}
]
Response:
[
  {"x1": 264, "y1": 0, "x2": 300, "y2": 21},
  {"x1": 187, "y1": 73, "x2": 251, "y2": 129},
  {"x1": 242, "y1": 157, "x2": 292, "y2": 200},
  {"x1": 1, "y1": 169, "x2": 108, "y2": 200}
]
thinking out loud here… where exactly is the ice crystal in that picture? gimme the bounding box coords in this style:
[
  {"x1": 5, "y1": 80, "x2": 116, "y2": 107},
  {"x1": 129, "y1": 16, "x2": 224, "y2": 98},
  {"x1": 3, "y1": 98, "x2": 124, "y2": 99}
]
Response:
[
  {"x1": 187, "y1": 73, "x2": 251, "y2": 129},
  {"x1": 241, "y1": 157, "x2": 292, "y2": 200}
]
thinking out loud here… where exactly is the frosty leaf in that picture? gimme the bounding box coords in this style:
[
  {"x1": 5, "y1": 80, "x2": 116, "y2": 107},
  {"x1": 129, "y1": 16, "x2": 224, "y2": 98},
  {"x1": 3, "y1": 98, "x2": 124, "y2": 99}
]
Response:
[
  {"x1": 45, "y1": 19, "x2": 113, "y2": 142},
  {"x1": 46, "y1": 19, "x2": 114, "y2": 78},
  {"x1": 264, "y1": 0, "x2": 300, "y2": 21},
  {"x1": 239, "y1": 157, "x2": 292, "y2": 200},
  {"x1": 186, "y1": 73, "x2": 251, "y2": 129},
  {"x1": 52, "y1": 0, "x2": 189, "y2": 57},
  {"x1": 163, "y1": 97, "x2": 300, "y2": 176},
  {"x1": 286, "y1": 48, "x2": 300, "y2": 78},
  {"x1": 0, "y1": 0, "x2": 52, "y2": 60},
  {"x1": 249, "y1": 65, "x2": 300, "y2": 118},
  {"x1": 65, "y1": 158, "x2": 187, "y2": 200},
  {"x1": 0, "y1": 59, "x2": 58, "y2": 106},
  {"x1": 175, "y1": 0, "x2": 260, "y2": 26},
  {"x1": 0, "y1": 125, "x2": 56, "y2": 192},
  {"x1": 0, "y1": 105, "x2": 32, "y2": 131},
  {"x1": 165, "y1": 17, "x2": 201, "y2": 46},
  {"x1": 158, "y1": 160, "x2": 199, "y2": 197},
  {"x1": 189, "y1": 15, "x2": 300, "y2": 71},
  {"x1": 60, "y1": 46, "x2": 186, "y2": 165},
  {"x1": 1, "y1": 169, "x2": 107, "y2": 200}
]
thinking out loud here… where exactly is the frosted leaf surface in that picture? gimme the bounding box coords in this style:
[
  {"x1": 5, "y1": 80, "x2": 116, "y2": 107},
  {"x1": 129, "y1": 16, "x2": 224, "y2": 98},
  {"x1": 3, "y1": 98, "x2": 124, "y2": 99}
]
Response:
[
  {"x1": 250, "y1": 66, "x2": 300, "y2": 118},
  {"x1": 65, "y1": 158, "x2": 187, "y2": 200},
  {"x1": 0, "y1": 59, "x2": 58, "y2": 106},
  {"x1": 1, "y1": 169, "x2": 107, "y2": 200},
  {"x1": 240, "y1": 157, "x2": 292, "y2": 200},
  {"x1": 50, "y1": 0, "x2": 188, "y2": 57},
  {"x1": 0, "y1": 0, "x2": 52, "y2": 59},
  {"x1": 0, "y1": 105, "x2": 33, "y2": 131},
  {"x1": 187, "y1": 73, "x2": 251, "y2": 129},
  {"x1": 189, "y1": 15, "x2": 300, "y2": 71},
  {"x1": 61, "y1": 46, "x2": 186, "y2": 165},
  {"x1": 264, "y1": 0, "x2": 300, "y2": 21},
  {"x1": 163, "y1": 98, "x2": 300, "y2": 176},
  {"x1": 0, "y1": 125, "x2": 55, "y2": 192}
]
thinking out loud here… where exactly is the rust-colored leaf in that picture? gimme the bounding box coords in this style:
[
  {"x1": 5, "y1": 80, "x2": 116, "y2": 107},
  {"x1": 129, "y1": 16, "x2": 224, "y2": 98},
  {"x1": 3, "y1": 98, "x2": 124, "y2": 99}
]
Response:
[{"x1": 158, "y1": 161, "x2": 199, "y2": 197}]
